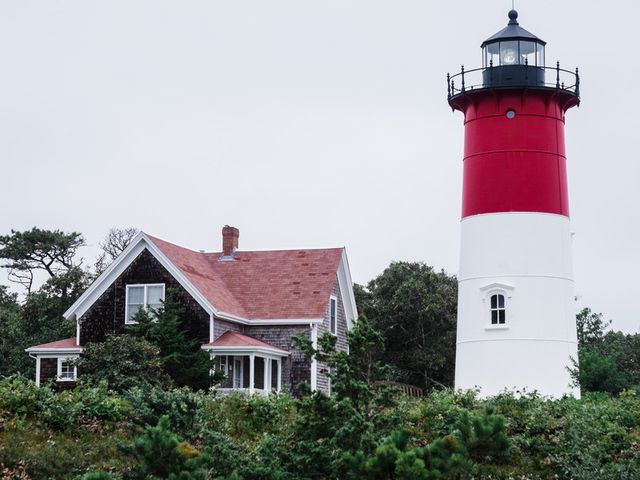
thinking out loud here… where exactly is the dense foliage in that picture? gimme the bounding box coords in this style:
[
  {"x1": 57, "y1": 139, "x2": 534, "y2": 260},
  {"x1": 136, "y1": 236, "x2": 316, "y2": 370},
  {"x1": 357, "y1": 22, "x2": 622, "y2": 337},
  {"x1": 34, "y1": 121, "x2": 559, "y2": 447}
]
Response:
[
  {"x1": 76, "y1": 335, "x2": 171, "y2": 393},
  {"x1": 355, "y1": 262, "x2": 458, "y2": 391},
  {"x1": 570, "y1": 307, "x2": 640, "y2": 395},
  {"x1": 1, "y1": 374, "x2": 640, "y2": 479}
]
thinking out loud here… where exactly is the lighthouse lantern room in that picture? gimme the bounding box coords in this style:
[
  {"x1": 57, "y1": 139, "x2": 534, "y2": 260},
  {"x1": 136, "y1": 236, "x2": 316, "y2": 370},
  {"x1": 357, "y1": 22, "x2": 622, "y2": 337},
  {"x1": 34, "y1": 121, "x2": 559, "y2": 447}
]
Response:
[{"x1": 447, "y1": 10, "x2": 581, "y2": 398}]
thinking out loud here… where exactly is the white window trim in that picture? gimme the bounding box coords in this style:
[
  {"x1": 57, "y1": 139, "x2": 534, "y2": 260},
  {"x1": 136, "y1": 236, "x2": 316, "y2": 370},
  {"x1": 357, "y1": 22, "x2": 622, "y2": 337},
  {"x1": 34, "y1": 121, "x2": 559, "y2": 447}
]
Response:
[
  {"x1": 125, "y1": 283, "x2": 166, "y2": 325},
  {"x1": 482, "y1": 287, "x2": 513, "y2": 329},
  {"x1": 329, "y1": 295, "x2": 338, "y2": 336},
  {"x1": 57, "y1": 356, "x2": 78, "y2": 382}
]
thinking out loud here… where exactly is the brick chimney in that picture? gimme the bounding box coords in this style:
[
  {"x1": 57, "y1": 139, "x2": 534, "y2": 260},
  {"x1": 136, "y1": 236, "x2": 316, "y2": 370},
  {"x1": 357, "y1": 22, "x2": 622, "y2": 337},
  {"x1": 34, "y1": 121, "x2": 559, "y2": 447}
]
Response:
[{"x1": 222, "y1": 225, "x2": 239, "y2": 257}]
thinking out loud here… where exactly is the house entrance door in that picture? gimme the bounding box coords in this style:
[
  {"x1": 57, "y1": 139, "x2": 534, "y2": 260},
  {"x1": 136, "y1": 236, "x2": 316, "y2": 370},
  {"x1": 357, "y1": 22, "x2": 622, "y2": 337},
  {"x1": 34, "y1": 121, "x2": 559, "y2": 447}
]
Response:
[{"x1": 233, "y1": 357, "x2": 242, "y2": 388}]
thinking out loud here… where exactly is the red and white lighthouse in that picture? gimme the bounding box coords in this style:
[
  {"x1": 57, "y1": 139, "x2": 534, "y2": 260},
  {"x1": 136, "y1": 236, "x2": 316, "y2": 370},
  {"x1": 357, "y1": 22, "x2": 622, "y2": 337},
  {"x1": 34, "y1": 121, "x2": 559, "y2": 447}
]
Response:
[{"x1": 448, "y1": 10, "x2": 580, "y2": 397}]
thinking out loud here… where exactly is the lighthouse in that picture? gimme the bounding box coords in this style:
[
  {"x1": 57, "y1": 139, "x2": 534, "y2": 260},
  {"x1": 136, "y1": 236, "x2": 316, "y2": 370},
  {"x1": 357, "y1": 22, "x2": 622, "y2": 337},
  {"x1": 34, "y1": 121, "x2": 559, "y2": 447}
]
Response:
[{"x1": 448, "y1": 10, "x2": 580, "y2": 398}]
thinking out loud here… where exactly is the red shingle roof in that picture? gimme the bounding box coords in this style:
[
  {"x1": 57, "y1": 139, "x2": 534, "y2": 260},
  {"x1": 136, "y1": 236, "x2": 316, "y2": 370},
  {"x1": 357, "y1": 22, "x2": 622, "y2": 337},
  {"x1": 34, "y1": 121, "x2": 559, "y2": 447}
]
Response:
[
  {"x1": 146, "y1": 234, "x2": 343, "y2": 321},
  {"x1": 26, "y1": 337, "x2": 80, "y2": 350},
  {"x1": 202, "y1": 331, "x2": 288, "y2": 353}
]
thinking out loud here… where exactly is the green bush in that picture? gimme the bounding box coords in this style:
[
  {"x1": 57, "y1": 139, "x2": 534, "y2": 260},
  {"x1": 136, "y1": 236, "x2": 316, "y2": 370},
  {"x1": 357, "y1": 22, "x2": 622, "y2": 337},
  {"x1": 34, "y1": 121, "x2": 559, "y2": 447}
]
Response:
[
  {"x1": 76, "y1": 334, "x2": 171, "y2": 393},
  {"x1": 124, "y1": 386, "x2": 203, "y2": 438},
  {"x1": 0, "y1": 374, "x2": 51, "y2": 415},
  {"x1": 73, "y1": 381, "x2": 129, "y2": 422},
  {"x1": 126, "y1": 415, "x2": 208, "y2": 479},
  {"x1": 0, "y1": 375, "x2": 128, "y2": 430}
]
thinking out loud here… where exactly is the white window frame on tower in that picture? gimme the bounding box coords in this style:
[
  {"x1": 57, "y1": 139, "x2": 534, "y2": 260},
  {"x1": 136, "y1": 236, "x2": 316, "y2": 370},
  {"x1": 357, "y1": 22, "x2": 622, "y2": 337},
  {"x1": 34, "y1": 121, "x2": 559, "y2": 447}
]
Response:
[
  {"x1": 480, "y1": 283, "x2": 514, "y2": 330},
  {"x1": 489, "y1": 293, "x2": 506, "y2": 325},
  {"x1": 125, "y1": 283, "x2": 166, "y2": 324}
]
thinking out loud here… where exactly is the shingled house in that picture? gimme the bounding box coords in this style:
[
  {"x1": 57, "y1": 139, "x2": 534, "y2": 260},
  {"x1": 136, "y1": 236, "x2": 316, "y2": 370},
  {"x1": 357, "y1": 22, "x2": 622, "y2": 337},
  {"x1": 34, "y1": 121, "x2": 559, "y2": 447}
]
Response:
[{"x1": 26, "y1": 226, "x2": 357, "y2": 396}]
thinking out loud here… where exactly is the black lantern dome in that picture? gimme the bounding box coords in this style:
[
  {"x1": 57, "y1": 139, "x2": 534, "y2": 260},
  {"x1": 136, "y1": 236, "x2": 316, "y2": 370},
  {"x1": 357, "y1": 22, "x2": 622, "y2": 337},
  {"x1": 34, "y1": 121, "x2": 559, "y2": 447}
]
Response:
[
  {"x1": 482, "y1": 10, "x2": 545, "y2": 67},
  {"x1": 481, "y1": 10, "x2": 546, "y2": 87}
]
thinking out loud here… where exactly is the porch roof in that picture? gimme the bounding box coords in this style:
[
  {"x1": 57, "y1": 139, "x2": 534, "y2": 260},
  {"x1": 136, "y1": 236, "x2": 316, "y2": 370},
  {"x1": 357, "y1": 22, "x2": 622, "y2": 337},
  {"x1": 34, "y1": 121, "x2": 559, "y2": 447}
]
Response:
[
  {"x1": 25, "y1": 337, "x2": 83, "y2": 354},
  {"x1": 201, "y1": 331, "x2": 289, "y2": 356}
]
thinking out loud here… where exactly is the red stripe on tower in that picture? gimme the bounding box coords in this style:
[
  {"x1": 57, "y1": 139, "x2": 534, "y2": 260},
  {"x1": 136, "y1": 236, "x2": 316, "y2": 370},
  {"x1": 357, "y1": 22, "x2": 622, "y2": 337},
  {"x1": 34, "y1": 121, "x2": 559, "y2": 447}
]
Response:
[{"x1": 450, "y1": 89, "x2": 577, "y2": 218}]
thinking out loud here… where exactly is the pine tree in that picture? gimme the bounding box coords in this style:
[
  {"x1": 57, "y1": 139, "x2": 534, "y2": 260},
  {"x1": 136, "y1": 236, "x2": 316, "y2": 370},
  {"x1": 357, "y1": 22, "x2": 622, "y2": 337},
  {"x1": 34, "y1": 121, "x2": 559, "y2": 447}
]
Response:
[
  {"x1": 128, "y1": 415, "x2": 209, "y2": 479},
  {"x1": 128, "y1": 290, "x2": 214, "y2": 390}
]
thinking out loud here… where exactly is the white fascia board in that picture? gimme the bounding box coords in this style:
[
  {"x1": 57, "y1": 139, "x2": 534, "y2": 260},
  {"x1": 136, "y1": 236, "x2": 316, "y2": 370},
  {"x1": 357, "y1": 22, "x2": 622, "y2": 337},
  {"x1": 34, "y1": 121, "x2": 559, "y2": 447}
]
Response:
[
  {"x1": 245, "y1": 318, "x2": 323, "y2": 326},
  {"x1": 337, "y1": 248, "x2": 358, "y2": 330},
  {"x1": 215, "y1": 310, "x2": 323, "y2": 326},
  {"x1": 201, "y1": 345, "x2": 290, "y2": 357},
  {"x1": 64, "y1": 233, "x2": 216, "y2": 321},
  {"x1": 24, "y1": 347, "x2": 84, "y2": 354},
  {"x1": 63, "y1": 231, "x2": 146, "y2": 320}
]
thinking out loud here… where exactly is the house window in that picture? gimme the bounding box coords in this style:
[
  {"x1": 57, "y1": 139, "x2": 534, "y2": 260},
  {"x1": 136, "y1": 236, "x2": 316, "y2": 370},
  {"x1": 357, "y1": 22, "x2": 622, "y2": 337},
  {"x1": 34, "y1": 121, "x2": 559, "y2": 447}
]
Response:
[
  {"x1": 490, "y1": 294, "x2": 506, "y2": 325},
  {"x1": 57, "y1": 357, "x2": 77, "y2": 381},
  {"x1": 330, "y1": 296, "x2": 337, "y2": 335},
  {"x1": 216, "y1": 355, "x2": 227, "y2": 375},
  {"x1": 125, "y1": 284, "x2": 165, "y2": 324}
]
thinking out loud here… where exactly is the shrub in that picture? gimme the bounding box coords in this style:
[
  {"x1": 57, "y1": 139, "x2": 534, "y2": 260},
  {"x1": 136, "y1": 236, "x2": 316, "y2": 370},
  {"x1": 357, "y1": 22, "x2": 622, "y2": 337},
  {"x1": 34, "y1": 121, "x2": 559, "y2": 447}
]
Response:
[
  {"x1": 0, "y1": 374, "x2": 51, "y2": 415},
  {"x1": 73, "y1": 381, "x2": 130, "y2": 422},
  {"x1": 126, "y1": 415, "x2": 208, "y2": 479},
  {"x1": 123, "y1": 386, "x2": 203, "y2": 438},
  {"x1": 76, "y1": 334, "x2": 171, "y2": 393}
]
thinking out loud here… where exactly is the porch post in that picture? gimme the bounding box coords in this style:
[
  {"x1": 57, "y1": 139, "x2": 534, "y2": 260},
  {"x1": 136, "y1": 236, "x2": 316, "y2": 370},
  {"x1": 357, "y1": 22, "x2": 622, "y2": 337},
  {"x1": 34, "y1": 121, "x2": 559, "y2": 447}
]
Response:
[
  {"x1": 35, "y1": 356, "x2": 41, "y2": 387},
  {"x1": 249, "y1": 353, "x2": 255, "y2": 394},
  {"x1": 263, "y1": 357, "x2": 268, "y2": 393},
  {"x1": 310, "y1": 324, "x2": 318, "y2": 391},
  {"x1": 277, "y1": 358, "x2": 282, "y2": 392},
  {"x1": 266, "y1": 359, "x2": 271, "y2": 392}
]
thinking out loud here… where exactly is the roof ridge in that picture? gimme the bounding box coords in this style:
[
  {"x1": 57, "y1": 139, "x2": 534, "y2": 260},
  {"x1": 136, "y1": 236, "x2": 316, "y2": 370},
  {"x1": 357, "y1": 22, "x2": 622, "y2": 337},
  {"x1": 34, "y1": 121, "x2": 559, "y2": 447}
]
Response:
[
  {"x1": 145, "y1": 233, "x2": 249, "y2": 318},
  {"x1": 144, "y1": 232, "x2": 344, "y2": 322}
]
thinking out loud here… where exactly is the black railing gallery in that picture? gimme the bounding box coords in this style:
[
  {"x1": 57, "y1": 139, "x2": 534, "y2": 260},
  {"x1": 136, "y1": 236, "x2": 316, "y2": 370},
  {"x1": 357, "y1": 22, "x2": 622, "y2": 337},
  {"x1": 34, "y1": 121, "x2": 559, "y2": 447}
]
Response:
[{"x1": 447, "y1": 62, "x2": 580, "y2": 100}]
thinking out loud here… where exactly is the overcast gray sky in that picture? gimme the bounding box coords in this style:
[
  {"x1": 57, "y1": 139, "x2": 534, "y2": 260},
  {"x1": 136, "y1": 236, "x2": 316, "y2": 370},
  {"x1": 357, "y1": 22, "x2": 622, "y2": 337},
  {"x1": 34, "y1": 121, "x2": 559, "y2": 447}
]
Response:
[{"x1": 1, "y1": 1, "x2": 638, "y2": 332}]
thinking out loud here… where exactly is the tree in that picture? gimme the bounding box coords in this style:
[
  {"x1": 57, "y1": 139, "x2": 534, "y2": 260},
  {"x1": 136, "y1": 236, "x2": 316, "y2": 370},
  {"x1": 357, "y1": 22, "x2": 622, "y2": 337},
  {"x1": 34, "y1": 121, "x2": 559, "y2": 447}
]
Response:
[
  {"x1": 353, "y1": 283, "x2": 373, "y2": 317},
  {"x1": 0, "y1": 286, "x2": 23, "y2": 376},
  {"x1": 94, "y1": 227, "x2": 139, "y2": 276},
  {"x1": 0, "y1": 268, "x2": 87, "y2": 377},
  {"x1": 127, "y1": 415, "x2": 209, "y2": 479},
  {"x1": 576, "y1": 307, "x2": 611, "y2": 348},
  {"x1": 0, "y1": 228, "x2": 85, "y2": 294},
  {"x1": 128, "y1": 290, "x2": 215, "y2": 391},
  {"x1": 76, "y1": 334, "x2": 171, "y2": 392},
  {"x1": 295, "y1": 315, "x2": 391, "y2": 411},
  {"x1": 362, "y1": 262, "x2": 458, "y2": 391},
  {"x1": 344, "y1": 409, "x2": 510, "y2": 480},
  {"x1": 570, "y1": 307, "x2": 640, "y2": 395},
  {"x1": 570, "y1": 348, "x2": 627, "y2": 395},
  {"x1": 291, "y1": 316, "x2": 398, "y2": 478}
]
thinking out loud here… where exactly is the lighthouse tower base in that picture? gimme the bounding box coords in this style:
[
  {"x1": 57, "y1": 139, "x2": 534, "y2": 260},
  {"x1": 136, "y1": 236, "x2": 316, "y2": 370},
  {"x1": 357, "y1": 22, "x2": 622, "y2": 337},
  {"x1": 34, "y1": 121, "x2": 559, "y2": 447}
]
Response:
[{"x1": 455, "y1": 212, "x2": 579, "y2": 399}]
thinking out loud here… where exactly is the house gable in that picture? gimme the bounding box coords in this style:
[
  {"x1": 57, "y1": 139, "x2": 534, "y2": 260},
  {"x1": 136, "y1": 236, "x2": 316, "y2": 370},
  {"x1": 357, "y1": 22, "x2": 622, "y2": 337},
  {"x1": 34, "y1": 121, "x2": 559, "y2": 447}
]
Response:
[
  {"x1": 65, "y1": 233, "x2": 215, "y2": 322},
  {"x1": 80, "y1": 248, "x2": 210, "y2": 345}
]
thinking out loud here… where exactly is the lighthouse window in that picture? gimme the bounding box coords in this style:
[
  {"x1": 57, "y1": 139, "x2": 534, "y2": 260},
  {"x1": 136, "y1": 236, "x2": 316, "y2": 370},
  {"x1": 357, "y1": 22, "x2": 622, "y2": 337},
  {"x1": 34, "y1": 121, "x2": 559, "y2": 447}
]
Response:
[
  {"x1": 490, "y1": 294, "x2": 506, "y2": 325},
  {"x1": 506, "y1": 109, "x2": 516, "y2": 119}
]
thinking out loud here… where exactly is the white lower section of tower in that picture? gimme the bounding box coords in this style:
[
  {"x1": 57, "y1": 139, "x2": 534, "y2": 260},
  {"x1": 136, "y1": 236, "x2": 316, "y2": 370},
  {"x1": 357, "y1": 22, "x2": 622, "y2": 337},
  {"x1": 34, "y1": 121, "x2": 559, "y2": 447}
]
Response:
[{"x1": 455, "y1": 212, "x2": 579, "y2": 398}]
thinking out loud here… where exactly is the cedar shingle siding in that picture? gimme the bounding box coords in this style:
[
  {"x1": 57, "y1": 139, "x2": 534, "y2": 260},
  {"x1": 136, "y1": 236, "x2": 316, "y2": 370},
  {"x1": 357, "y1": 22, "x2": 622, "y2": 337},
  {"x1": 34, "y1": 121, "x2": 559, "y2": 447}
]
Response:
[
  {"x1": 40, "y1": 358, "x2": 57, "y2": 383},
  {"x1": 242, "y1": 325, "x2": 311, "y2": 397},
  {"x1": 316, "y1": 278, "x2": 349, "y2": 392}
]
